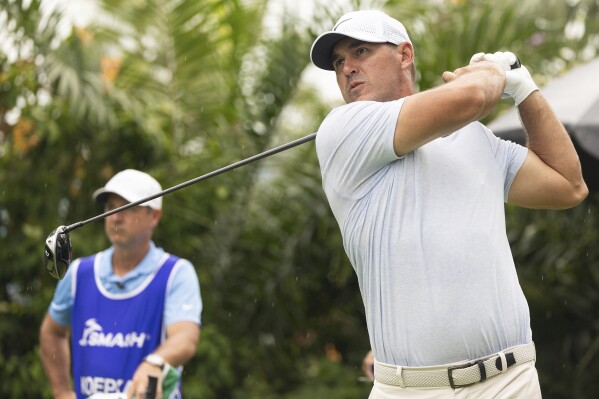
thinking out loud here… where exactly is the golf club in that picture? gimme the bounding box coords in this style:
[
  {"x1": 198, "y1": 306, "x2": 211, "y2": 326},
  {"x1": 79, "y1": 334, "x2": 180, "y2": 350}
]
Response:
[
  {"x1": 43, "y1": 132, "x2": 317, "y2": 280},
  {"x1": 146, "y1": 376, "x2": 158, "y2": 399},
  {"x1": 43, "y1": 57, "x2": 524, "y2": 280}
]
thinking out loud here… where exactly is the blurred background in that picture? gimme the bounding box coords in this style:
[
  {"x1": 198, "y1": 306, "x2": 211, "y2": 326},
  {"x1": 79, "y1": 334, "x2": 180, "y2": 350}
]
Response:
[{"x1": 1, "y1": 0, "x2": 598, "y2": 397}]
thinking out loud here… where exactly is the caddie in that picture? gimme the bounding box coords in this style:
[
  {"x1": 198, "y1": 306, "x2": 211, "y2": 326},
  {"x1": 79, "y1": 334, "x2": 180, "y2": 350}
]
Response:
[{"x1": 40, "y1": 169, "x2": 202, "y2": 399}]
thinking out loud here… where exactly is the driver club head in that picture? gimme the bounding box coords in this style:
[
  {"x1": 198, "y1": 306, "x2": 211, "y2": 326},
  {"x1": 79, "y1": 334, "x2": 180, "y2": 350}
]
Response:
[{"x1": 44, "y1": 225, "x2": 72, "y2": 280}]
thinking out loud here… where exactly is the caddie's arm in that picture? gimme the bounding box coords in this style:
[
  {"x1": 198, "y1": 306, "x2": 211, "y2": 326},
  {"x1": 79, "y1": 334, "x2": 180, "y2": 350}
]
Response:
[
  {"x1": 508, "y1": 92, "x2": 588, "y2": 209},
  {"x1": 40, "y1": 313, "x2": 76, "y2": 399},
  {"x1": 127, "y1": 321, "x2": 199, "y2": 399},
  {"x1": 393, "y1": 60, "x2": 505, "y2": 156}
]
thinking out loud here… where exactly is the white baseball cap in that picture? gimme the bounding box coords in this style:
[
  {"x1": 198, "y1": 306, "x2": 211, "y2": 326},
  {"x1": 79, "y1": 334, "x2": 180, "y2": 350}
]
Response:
[
  {"x1": 92, "y1": 169, "x2": 162, "y2": 210},
  {"x1": 310, "y1": 10, "x2": 412, "y2": 71}
]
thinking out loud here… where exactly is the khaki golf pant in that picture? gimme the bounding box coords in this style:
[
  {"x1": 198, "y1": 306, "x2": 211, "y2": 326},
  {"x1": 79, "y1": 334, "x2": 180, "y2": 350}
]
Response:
[{"x1": 369, "y1": 360, "x2": 541, "y2": 399}]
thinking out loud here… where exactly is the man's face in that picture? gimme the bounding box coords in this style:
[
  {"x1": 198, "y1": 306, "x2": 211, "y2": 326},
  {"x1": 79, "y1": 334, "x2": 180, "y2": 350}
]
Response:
[
  {"x1": 103, "y1": 194, "x2": 160, "y2": 249},
  {"x1": 331, "y1": 38, "x2": 411, "y2": 103}
]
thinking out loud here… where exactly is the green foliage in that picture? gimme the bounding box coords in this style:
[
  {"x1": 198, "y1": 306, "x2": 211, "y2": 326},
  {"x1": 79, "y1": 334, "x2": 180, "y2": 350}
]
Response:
[
  {"x1": 384, "y1": 0, "x2": 599, "y2": 119},
  {"x1": 507, "y1": 195, "x2": 599, "y2": 398},
  {"x1": 1, "y1": 0, "x2": 598, "y2": 398}
]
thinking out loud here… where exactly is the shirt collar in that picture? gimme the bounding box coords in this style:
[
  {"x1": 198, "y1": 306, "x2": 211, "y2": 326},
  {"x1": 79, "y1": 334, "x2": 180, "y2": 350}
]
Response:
[{"x1": 100, "y1": 241, "x2": 165, "y2": 283}]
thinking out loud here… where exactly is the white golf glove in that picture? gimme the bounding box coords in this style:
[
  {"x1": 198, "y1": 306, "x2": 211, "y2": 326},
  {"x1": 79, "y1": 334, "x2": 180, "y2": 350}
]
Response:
[{"x1": 470, "y1": 51, "x2": 538, "y2": 106}]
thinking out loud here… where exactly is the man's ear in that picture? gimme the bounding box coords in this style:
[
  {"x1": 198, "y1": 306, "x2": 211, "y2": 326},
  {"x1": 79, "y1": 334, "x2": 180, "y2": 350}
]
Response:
[
  {"x1": 150, "y1": 209, "x2": 162, "y2": 228},
  {"x1": 399, "y1": 42, "x2": 414, "y2": 70}
]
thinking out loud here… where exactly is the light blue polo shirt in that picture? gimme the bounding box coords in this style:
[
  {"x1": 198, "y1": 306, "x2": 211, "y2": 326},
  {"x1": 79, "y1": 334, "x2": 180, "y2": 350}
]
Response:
[
  {"x1": 49, "y1": 242, "x2": 202, "y2": 328},
  {"x1": 316, "y1": 100, "x2": 530, "y2": 366}
]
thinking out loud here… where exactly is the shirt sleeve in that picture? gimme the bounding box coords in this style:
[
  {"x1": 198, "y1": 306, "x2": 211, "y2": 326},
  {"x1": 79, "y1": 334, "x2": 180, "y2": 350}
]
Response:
[
  {"x1": 164, "y1": 259, "x2": 202, "y2": 327},
  {"x1": 316, "y1": 99, "x2": 405, "y2": 200},
  {"x1": 483, "y1": 125, "x2": 529, "y2": 201},
  {"x1": 48, "y1": 258, "x2": 80, "y2": 327}
]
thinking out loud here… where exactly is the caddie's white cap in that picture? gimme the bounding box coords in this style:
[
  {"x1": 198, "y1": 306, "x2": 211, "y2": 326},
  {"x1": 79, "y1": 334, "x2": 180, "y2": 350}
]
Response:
[
  {"x1": 310, "y1": 10, "x2": 412, "y2": 71},
  {"x1": 92, "y1": 169, "x2": 162, "y2": 210}
]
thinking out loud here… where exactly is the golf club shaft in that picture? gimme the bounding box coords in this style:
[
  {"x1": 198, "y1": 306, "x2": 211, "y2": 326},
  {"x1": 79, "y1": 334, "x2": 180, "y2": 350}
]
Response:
[{"x1": 63, "y1": 132, "x2": 317, "y2": 234}]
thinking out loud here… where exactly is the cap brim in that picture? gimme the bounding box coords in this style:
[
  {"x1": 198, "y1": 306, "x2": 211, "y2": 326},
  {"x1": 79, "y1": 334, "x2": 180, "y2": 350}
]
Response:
[
  {"x1": 92, "y1": 188, "x2": 136, "y2": 205},
  {"x1": 310, "y1": 31, "x2": 387, "y2": 71},
  {"x1": 92, "y1": 188, "x2": 162, "y2": 209},
  {"x1": 92, "y1": 188, "x2": 117, "y2": 204}
]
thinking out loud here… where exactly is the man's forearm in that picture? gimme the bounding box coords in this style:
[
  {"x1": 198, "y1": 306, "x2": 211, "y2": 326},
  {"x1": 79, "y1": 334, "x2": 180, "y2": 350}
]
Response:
[
  {"x1": 395, "y1": 62, "x2": 505, "y2": 155},
  {"x1": 40, "y1": 315, "x2": 75, "y2": 398},
  {"x1": 40, "y1": 331, "x2": 74, "y2": 397},
  {"x1": 518, "y1": 91, "x2": 588, "y2": 199},
  {"x1": 127, "y1": 322, "x2": 199, "y2": 398},
  {"x1": 154, "y1": 322, "x2": 200, "y2": 367}
]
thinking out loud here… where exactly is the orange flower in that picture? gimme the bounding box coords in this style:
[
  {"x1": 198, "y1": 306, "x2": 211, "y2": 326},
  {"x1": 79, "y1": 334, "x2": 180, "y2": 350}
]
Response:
[
  {"x1": 12, "y1": 118, "x2": 40, "y2": 155},
  {"x1": 75, "y1": 27, "x2": 94, "y2": 44},
  {"x1": 324, "y1": 343, "x2": 342, "y2": 363},
  {"x1": 101, "y1": 56, "x2": 122, "y2": 83}
]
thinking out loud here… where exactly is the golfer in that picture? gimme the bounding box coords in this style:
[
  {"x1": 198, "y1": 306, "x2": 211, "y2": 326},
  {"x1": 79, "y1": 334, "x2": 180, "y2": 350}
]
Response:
[
  {"x1": 310, "y1": 10, "x2": 587, "y2": 398},
  {"x1": 40, "y1": 169, "x2": 202, "y2": 399}
]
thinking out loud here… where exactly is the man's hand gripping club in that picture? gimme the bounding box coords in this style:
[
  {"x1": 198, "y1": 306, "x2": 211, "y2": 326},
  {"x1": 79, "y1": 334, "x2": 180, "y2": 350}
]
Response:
[{"x1": 470, "y1": 51, "x2": 539, "y2": 105}]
